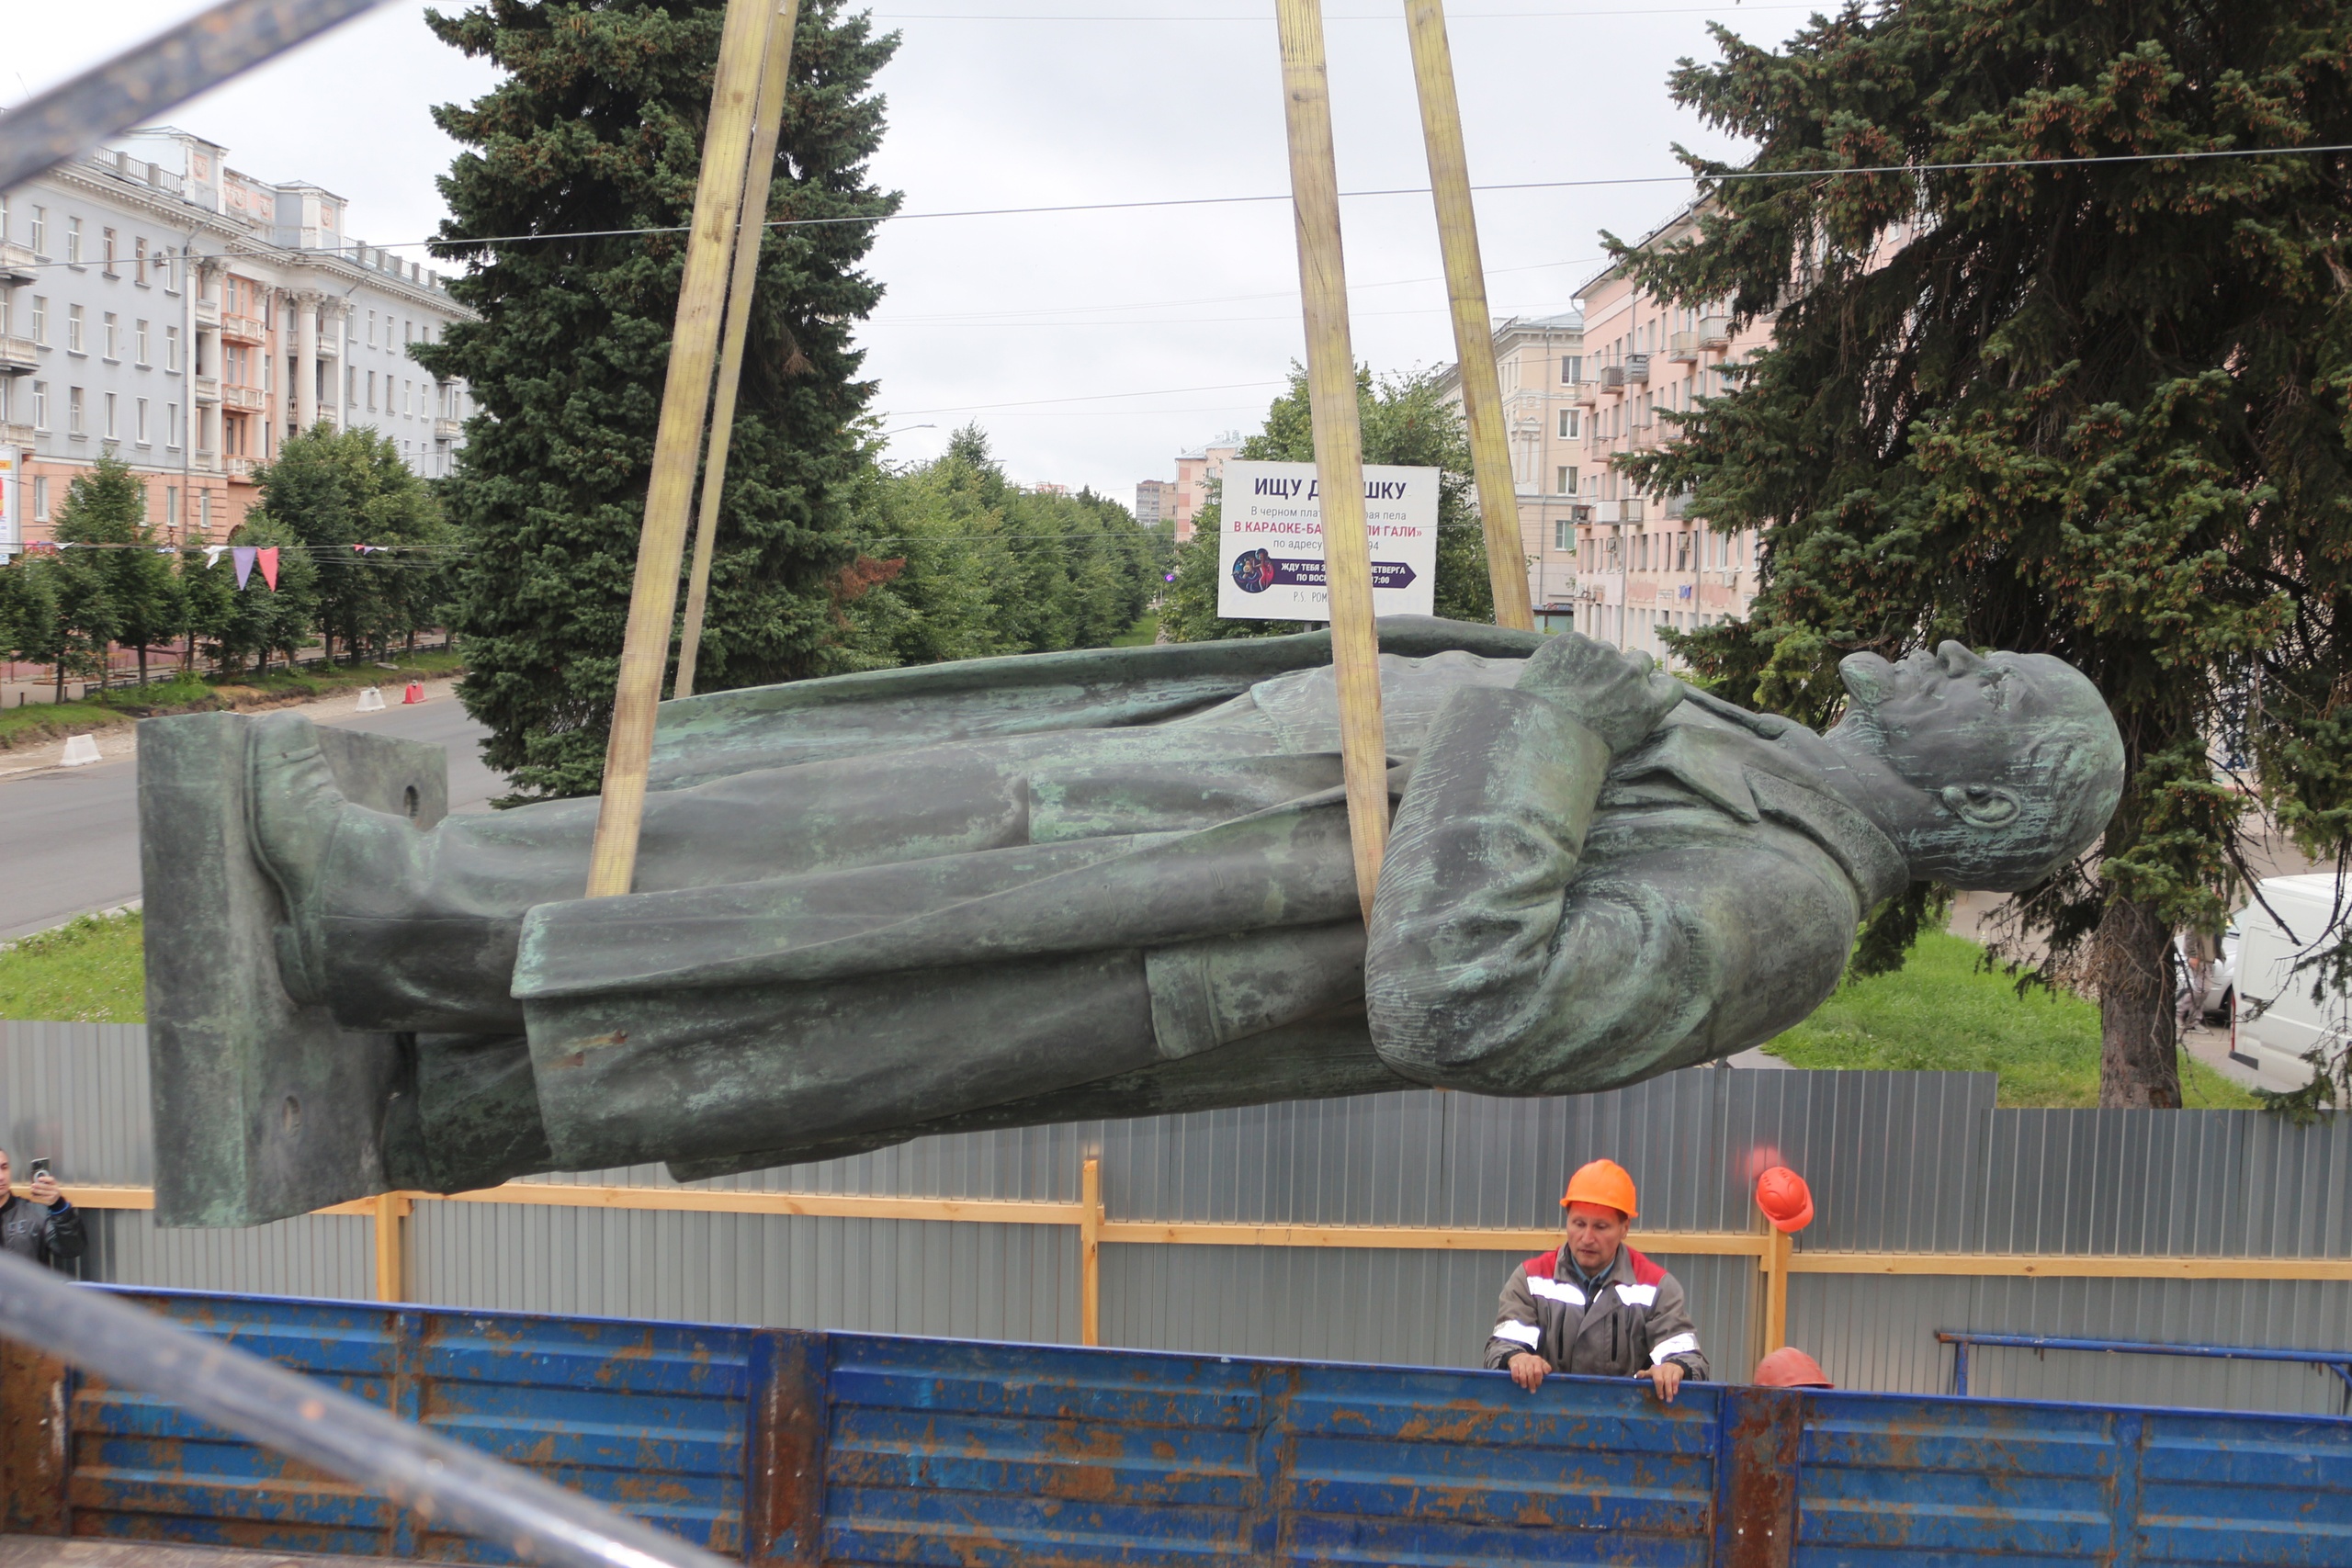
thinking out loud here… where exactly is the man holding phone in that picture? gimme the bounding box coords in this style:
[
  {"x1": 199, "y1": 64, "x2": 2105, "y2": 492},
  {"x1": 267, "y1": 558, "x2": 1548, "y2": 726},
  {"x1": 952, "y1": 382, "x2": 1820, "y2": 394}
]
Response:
[{"x1": 0, "y1": 1150, "x2": 85, "y2": 1269}]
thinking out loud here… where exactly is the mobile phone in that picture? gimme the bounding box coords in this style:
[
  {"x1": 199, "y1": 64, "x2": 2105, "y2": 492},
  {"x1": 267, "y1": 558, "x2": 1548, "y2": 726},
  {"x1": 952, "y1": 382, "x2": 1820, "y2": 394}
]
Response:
[{"x1": 26, "y1": 1157, "x2": 51, "y2": 1181}]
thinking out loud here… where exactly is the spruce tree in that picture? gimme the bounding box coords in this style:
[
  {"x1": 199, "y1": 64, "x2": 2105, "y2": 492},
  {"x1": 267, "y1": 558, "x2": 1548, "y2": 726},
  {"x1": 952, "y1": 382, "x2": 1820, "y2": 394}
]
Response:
[
  {"x1": 417, "y1": 0, "x2": 899, "y2": 798},
  {"x1": 1620, "y1": 0, "x2": 2352, "y2": 1107}
]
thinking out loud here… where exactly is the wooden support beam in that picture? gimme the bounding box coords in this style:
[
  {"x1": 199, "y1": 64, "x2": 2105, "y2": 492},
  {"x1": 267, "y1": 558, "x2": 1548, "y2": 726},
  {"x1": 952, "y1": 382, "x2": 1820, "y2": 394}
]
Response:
[
  {"x1": 1080, "y1": 1157, "x2": 1102, "y2": 1348},
  {"x1": 370, "y1": 1191, "x2": 412, "y2": 1304},
  {"x1": 674, "y1": 0, "x2": 803, "y2": 702},
  {"x1": 584, "y1": 0, "x2": 778, "y2": 897},
  {"x1": 1274, "y1": 0, "x2": 1388, "y2": 920},
  {"x1": 1761, "y1": 1228, "x2": 1792, "y2": 1355},
  {"x1": 1402, "y1": 0, "x2": 1532, "y2": 632}
]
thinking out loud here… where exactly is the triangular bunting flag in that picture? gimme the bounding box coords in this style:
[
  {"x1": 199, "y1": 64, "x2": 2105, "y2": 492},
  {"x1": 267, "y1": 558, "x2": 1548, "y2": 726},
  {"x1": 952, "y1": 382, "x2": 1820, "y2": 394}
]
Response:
[
  {"x1": 257, "y1": 547, "x2": 280, "y2": 591},
  {"x1": 204, "y1": 546, "x2": 229, "y2": 570},
  {"x1": 232, "y1": 546, "x2": 256, "y2": 588}
]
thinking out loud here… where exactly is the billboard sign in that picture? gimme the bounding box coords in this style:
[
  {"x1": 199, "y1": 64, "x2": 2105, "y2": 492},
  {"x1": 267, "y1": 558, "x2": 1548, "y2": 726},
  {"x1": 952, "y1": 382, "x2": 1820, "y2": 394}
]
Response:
[
  {"x1": 0, "y1": 448, "x2": 18, "y2": 558},
  {"x1": 1217, "y1": 459, "x2": 1439, "y2": 622}
]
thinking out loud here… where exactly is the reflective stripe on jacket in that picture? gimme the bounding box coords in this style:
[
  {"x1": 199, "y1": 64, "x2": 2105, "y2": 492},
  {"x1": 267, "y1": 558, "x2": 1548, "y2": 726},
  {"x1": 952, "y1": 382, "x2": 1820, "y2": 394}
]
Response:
[{"x1": 1482, "y1": 1242, "x2": 1708, "y2": 1380}]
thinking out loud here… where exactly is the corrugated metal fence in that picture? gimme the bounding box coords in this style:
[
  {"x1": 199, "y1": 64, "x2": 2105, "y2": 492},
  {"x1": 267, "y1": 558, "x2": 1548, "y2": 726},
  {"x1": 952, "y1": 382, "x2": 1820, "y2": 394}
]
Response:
[{"x1": 5, "y1": 1021, "x2": 2348, "y2": 1415}]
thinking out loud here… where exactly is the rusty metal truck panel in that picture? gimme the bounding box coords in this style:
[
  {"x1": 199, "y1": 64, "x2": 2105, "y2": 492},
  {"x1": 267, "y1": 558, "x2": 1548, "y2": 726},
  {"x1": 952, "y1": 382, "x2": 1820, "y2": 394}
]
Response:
[{"x1": 4, "y1": 1287, "x2": 2346, "y2": 1565}]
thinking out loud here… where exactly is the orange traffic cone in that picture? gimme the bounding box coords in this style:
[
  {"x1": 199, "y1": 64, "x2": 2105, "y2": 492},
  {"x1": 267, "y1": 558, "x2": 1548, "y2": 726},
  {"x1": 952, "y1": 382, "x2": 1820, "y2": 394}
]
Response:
[{"x1": 402, "y1": 681, "x2": 424, "y2": 705}]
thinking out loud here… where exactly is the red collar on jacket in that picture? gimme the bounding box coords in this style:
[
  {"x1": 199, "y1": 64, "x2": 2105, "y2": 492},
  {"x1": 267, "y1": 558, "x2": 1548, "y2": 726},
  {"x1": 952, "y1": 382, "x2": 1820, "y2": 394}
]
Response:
[{"x1": 1521, "y1": 1245, "x2": 1665, "y2": 1289}]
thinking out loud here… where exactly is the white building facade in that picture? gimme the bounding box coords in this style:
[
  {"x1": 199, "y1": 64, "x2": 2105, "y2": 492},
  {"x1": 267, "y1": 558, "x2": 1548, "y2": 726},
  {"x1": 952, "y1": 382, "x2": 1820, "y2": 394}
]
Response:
[
  {"x1": 0, "y1": 127, "x2": 471, "y2": 556},
  {"x1": 1435, "y1": 311, "x2": 1586, "y2": 628}
]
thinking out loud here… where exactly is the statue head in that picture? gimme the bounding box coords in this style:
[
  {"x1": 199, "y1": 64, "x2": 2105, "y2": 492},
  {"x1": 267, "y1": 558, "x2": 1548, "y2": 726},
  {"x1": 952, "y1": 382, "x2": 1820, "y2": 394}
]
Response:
[{"x1": 1828, "y1": 642, "x2": 2124, "y2": 891}]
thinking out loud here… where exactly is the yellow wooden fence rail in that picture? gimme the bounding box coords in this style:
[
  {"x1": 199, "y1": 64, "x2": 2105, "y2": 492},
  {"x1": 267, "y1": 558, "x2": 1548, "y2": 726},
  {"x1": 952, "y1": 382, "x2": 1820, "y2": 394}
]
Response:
[{"x1": 30, "y1": 1170, "x2": 2351, "y2": 1358}]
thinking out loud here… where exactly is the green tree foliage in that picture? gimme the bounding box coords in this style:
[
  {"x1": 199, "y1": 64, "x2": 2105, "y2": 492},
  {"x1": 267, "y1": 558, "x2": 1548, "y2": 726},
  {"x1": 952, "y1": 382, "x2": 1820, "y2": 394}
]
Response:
[
  {"x1": 48, "y1": 453, "x2": 183, "y2": 694},
  {"x1": 418, "y1": 0, "x2": 899, "y2": 800},
  {"x1": 187, "y1": 515, "x2": 322, "y2": 676},
  {"x1": 1616, "y1": 0, "x2": 2352, "y2": 1107},
  {"x1": 1163, "y1": 366, "x2": 1499, "y2": 642},
  {"x1": 254, "y1": 425, "x2": 454, "y2": 662},
  {"x1": 0, "y1": 552, "x2": 67, "y2": 692},
  {"x1": 838, "y1": 425, "x2": 1169, "y2": 665}
]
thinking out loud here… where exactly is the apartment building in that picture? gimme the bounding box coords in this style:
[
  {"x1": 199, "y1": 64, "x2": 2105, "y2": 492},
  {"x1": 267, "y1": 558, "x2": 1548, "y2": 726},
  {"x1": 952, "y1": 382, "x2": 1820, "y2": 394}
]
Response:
[
  {"x1": 1134, "y1": 478, "x2": 1178, "y2": 526},
  {"x1": 1571, "y1": 203, "x2": 1773, "y2": 662},
  {"x1": 1434, "y1": 310, "x2": 1586, "y2": 627},
  {"x1": 0, "y1": 127, "x2": 471, "y2": 557},
  {"x1": 1171, "y1": 434, "x2": 1238, "y2": 543}
]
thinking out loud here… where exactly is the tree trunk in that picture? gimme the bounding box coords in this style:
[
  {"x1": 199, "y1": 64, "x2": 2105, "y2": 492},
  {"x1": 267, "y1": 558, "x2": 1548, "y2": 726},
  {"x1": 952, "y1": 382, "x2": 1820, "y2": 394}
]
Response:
[
  {"x1": 137, "y1": 645, "x2": 148, "y2": 687},
  {"x1": 2096, "y1": 895, "x2": 2183, "y2": 1108}
]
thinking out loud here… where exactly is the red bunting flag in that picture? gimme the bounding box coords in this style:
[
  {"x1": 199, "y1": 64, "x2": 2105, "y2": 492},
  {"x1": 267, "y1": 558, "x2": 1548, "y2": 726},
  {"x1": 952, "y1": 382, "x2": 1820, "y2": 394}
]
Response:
[{"x1": 257, "y1": 547, "x2": 280, "y2": 590}]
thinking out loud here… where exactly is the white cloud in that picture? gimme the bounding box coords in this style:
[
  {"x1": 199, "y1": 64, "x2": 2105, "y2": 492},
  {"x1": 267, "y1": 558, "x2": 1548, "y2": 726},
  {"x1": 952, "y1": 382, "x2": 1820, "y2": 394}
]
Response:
[{"x1": 14, "y1": 0, "x2": 1807, "y2": 502}]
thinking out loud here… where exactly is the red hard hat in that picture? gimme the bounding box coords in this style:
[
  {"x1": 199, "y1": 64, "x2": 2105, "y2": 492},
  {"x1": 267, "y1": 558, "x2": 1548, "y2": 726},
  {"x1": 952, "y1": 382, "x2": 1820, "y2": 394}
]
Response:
[
  {"x1": 1754, "y1": 1347, "x2": 1833, "y2": 1388},
  {"x1": 1755, "y1": 1166, "x2": 1814, "y2": 1234}
]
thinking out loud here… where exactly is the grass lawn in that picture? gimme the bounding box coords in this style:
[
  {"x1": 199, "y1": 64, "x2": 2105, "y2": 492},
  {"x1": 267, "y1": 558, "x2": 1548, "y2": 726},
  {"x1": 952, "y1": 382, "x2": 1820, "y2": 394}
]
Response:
[
  {"x1": 0, "y1": 648, "x2": 465, "y2": 751},
  {"x1": 1110, "y1": 614, "x2": 1161, "y2": 648},
  {"x1": 1764, "y1": 930, "x2": 2259, "y2": 1108},
  {"x1": 0, "y1": 910, "x2": 145, "y2": 1024}
]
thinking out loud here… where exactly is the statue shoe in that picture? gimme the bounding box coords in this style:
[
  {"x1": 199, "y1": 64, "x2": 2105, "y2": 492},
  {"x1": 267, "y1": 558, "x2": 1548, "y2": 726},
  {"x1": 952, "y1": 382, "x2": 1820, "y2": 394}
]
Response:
[{"x1": 246, "y1": 711, "x2": 350, "y2": 1004}]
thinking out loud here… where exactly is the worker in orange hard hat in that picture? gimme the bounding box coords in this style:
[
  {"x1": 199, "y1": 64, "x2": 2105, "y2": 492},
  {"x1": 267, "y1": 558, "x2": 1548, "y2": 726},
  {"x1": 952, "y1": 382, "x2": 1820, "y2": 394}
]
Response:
[
  {"x1": 1484, "y1": 1158, "x2": 1710, "y2": 1403},
  {"x1": 1753, "y1": 1347, "x2": 1833, "y2": 1389}
]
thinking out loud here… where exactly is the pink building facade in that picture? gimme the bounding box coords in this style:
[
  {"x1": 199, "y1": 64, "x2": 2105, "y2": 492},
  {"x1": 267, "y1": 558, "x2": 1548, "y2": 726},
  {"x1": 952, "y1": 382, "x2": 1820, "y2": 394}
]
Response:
[{"x1": 1571, "y1": 202, "x2": 1773, "y2": 663}]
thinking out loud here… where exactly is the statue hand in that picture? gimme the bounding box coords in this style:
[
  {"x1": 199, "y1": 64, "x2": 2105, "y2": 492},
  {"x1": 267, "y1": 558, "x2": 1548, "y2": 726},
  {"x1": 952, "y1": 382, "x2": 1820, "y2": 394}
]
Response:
[{"x1": 1516, "y1": 633, "x2": 1683, "y2": 754}]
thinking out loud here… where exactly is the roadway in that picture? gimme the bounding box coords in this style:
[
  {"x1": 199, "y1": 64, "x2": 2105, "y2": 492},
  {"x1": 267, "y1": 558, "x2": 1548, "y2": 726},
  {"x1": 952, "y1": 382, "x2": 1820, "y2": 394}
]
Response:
[{"x1": 0, "y1": 692, "x2": 503, "y2": 942}]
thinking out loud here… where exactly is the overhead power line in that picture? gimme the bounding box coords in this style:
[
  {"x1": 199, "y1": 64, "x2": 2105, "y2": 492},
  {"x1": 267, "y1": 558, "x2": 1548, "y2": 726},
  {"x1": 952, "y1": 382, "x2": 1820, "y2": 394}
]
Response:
[{"x1": 870, "y1": 3, "x2": 1810, "y2": 17}]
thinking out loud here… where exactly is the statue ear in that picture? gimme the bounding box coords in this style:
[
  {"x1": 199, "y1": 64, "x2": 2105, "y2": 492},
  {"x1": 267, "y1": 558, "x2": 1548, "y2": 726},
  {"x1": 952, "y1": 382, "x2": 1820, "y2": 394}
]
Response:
[{"x1": 1939, "y1": 783, "x2": 2021, "y2": 829}]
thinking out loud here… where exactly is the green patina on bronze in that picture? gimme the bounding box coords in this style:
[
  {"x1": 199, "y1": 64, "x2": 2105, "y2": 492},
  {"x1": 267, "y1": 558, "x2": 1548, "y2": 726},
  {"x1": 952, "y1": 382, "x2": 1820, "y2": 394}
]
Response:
[{"x1": 140, "y1": 617, "x2": 2124, "y2": 1226}]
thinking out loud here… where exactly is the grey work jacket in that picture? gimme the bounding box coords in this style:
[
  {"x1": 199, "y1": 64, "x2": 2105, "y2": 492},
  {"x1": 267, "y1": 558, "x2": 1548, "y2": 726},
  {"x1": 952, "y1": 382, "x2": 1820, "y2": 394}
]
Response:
[{"x1": 1482, "y1": 1243, "x2": 1709, "y2": 1381}]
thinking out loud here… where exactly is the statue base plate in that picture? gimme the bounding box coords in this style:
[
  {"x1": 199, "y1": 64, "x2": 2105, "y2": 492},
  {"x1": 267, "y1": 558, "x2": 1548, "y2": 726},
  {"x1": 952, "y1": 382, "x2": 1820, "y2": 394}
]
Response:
[{"x1": 137, "y1": 711, "x2": 448, "y2": 1227}]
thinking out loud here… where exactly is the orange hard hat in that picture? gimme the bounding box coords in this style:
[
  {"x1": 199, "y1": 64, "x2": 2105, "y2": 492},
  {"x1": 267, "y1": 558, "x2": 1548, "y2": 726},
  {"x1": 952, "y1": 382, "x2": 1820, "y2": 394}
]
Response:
[
  {"x1": 1755, "y1": 1166, "x2": 1815, "y2": 1234},
  {"x1": 1560, "y1": 1158, "x2": 1638, "y2": 1219},
  {"x1": 1754, "y1": 1347, "x2": 1833, "y2": 1389}
]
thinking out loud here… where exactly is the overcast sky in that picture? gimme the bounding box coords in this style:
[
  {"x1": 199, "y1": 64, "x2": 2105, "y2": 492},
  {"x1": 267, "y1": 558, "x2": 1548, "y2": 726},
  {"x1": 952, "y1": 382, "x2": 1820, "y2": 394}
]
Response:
[{"x1": 17, "y1": 0, "x2": 1811, "y2": 500}]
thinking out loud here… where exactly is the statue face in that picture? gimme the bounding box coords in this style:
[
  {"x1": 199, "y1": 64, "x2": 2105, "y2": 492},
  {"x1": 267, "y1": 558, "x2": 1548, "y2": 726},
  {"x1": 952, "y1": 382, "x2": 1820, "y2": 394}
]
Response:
[
  {"x1": 1830, "y1": 640, "x2": 2126, "y2": 891},
  {"x1": 1836, "y1": 642, "x2": 2028, "y2": 832}
]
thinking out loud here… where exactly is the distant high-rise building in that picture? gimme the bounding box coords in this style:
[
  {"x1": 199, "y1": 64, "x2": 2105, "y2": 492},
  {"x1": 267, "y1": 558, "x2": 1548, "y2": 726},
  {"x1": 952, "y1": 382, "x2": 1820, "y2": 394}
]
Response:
[
  {"x1": 1135, "y1": 478, "x2": 1178, "y2": 525},
  {"x1": 1171, "y1": 433, "x2": 1239, "y2": 543}
]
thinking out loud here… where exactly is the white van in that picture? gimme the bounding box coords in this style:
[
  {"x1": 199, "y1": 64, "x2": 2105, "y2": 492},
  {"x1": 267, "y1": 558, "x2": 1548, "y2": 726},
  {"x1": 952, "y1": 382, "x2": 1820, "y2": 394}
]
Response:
[{"x1": 2233, "y1": 874, "x2": 2352, "y2": 1092}]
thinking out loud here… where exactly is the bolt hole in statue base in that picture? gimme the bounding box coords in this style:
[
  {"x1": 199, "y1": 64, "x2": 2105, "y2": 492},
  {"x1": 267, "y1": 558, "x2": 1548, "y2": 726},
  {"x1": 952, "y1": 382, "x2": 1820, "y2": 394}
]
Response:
[{"x1": 137, "y1": 618, "x2": 2123, "y2": 1228}]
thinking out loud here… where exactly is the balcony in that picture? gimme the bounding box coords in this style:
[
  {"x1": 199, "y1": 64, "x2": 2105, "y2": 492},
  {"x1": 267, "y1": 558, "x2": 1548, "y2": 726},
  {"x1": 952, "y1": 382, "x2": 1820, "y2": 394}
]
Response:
[
  {"x1": 1698, "y1": 315, "x2": 1731, "y2": 348},
  {"x1": 1665, "y1": 491, "x2": 1697, "y2": 520},
  {"x1": 194, "y1": 375, "x2": 220, "y2": 405},
  {"x1": 1574, "y1": 379, "x2": 1600, "y2": 407},
  {"x1": 434, "y1": 416, "x2": 462, "y2": 440},
  {"x1": 1622, "y1": 497, "x2": 1646, "y2": 525},
  {"x1": 0, "y1": 241, "x2": 35, "y2": 285},
  {"x1": 220, "y1": 312, "x2": 268, "y2": 344},
  {"x1": 193, "y1": 299, "x2": 220, "y2": 329},
  {"x1": 1623, "y1": 354, "x2": 1651, "y2": 384},
  {"x1": 1668, "y1": 332, "x2": 1701, "y2": 363},
  {"x1": 0, "y1": 335, "x2": 36, "y2": 374},
  {"x1": 317, "y1": 335, "x2": 340, "y2": 359},
  {"x1": 1626, "y1": 423, "x2": 1660, "y2": 452},
  {"x1": 0, "y1": 421, "x2": 33, "y2": 448},
  {"x1": 222, "y1": 385, "x2": 266, "y2": 412},
  {"x1": 223, "y1": 456, "x2": 256, "y2": 481},
  {"x1": 1599, "y1": 365, "x2": 1625, "y2": 390}
]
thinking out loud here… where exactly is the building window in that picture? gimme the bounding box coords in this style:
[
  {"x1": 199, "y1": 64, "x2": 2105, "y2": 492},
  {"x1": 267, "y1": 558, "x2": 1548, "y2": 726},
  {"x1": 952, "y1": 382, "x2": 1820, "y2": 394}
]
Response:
[
  {"x1": 66, "y1": 306, "x2": 84, "y2": 354},
  {"x1": 67, "y1": 386, "x2": 85, "y2": 436},
  {"x1": 1557, "y1": 410, "x2": 1579, "y2": 439},
  {"x1": 225, "y1": 344, "x2": 247, "y2": 386},
  {"x1": 66, "y1": 218, "x2": 82, "y2": 265},
  {"x1": 33, "y1": 477, "x2": 48, "y2": 521},
  {"x1": 200, "y1": 490, "x2": 212, "y2": 531},
  {"x1": 102, "y1": 228, "x2": 118, "y2": 276},
  {"x1": 1559, "y1": 355, "x2": 1582, "y2": 384},
  {"x1": 103, "y1": 312, "x2": 119, "y2": 360},
  {"x1": 1555, "y1": 519, "x2": 1575, "y2": 552},
  {"x1": 134, "y1": 237, "x2": 148, "y2": 284},
  {"x1": 27, "y1": 207, "x2": 43, "y2": 255},
  {"x1": 366, "y1": 310, "x2": 376, "y2": 346},
  {"x1": 167, "y1": 401, "x2": 181, "y2": 448},
  {"x1": 31, "y1": 382, "x2": 47, "y2": 429},
  {"x1": 136, "y1": 398, "x2": 149, "y2": 445},
  {"x1": 165, "y1": 324, "x2": 181, "y2": 371},
  {"x1": 367, "y1": 370, "x2": 376, "y2": 411},
  {"x1": 166, "y1": 485, "x2": 179, "y2": 529},
  {"x1": 30, "y1": 297, "x2": 46, "y2": 345},
  {"x1": 1556, "y1": 465, "x2": 1577, "y2": 495},
  {"x1": 345, "y1": 367, "x2": 356, "y2": 406},
  {"x1": 160, "y1": 248, "x2": 176, "y2": 293},
  {"x1": 135, "y1": 320, "x2": 149, "y2": 365},
  {"x1": 105, "y1": 391, "x2": 118, "y2": 440}
]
